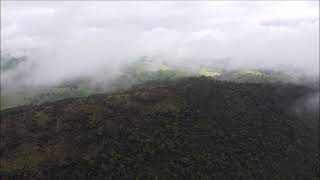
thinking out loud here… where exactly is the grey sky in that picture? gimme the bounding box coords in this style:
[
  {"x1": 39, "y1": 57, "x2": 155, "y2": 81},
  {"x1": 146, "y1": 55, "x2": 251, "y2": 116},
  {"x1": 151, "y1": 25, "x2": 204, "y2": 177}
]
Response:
[{"x1": 1, "y1": 1, "x2": 319, "y2": 86}]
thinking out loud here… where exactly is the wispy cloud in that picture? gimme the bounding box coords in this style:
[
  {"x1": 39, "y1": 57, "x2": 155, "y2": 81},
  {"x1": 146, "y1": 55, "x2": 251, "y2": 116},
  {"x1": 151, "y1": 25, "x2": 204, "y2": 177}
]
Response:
[{"x1": 1, "y1": 1, "x2": 319, "y2": 87}]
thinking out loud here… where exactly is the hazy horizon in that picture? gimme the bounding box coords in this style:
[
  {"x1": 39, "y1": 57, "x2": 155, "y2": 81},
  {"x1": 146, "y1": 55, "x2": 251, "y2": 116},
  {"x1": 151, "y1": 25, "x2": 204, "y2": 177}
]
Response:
[{"x1": 1, "y1": 1, "x2": 319, "y2": 87}]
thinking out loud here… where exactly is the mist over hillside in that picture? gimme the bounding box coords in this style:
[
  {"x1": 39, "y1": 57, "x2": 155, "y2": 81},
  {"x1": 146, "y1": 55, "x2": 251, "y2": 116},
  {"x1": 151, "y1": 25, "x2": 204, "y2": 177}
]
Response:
[
  {"x1": 0, "y1": 1, "x2": 319, "y2": 179},
  {"x1": 1, "y1": 1, "x2": 319, "y2": 109},
  {"x1": 1, "y1": 52, "x2": 319, "y2": 110},
  {"x1": 1, "y1": 1, "x2": 319, "y2": 86}
]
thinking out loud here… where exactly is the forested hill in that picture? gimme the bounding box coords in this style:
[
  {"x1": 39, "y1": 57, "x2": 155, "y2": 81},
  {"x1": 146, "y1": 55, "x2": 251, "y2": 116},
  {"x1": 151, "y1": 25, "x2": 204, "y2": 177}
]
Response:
[{"x1": 1, "y1": 77, "x2": 319, "y2": 179}]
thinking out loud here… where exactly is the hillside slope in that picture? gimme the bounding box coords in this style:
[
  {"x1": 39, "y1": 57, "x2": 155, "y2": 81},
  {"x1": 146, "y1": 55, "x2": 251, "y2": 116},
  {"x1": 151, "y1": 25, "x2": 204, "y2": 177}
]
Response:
[{"x1": 1, "y1": 77, "x2": 319, "y2": 179}]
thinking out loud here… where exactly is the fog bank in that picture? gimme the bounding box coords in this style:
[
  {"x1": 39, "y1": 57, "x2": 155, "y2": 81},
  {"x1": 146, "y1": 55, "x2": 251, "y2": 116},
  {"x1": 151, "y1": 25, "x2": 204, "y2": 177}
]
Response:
[{"x1": 1, "y1": 1, "x2": 319, "y2": 87}]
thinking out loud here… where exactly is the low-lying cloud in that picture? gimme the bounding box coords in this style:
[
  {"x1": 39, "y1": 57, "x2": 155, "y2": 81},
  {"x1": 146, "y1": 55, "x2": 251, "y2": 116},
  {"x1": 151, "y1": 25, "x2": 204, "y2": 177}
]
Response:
[{"x1": 1, "y1": 1, "x2": 319, "y2": 87}]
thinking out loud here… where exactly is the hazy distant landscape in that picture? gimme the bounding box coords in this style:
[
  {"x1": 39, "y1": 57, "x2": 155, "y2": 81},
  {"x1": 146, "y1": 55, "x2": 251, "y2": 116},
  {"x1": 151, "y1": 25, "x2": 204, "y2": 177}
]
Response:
[
  {"x1": 1, "y1": 1, "x2": 319, "y2": 179},
  {"x1": 1, "y1": 52, "x2": 318, "y2": 110}
]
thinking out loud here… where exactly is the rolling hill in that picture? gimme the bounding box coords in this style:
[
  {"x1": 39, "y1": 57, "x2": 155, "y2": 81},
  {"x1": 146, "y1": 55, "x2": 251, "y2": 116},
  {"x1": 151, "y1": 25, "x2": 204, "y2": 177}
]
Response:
[{"x1": 1, "y1": 77, "x2": 319, "y2": 179}]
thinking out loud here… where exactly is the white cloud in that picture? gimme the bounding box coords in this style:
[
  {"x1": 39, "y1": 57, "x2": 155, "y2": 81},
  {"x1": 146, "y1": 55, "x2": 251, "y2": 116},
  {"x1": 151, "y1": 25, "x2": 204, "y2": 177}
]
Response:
[{"x1": 1, "y1": 1, "x2": 319, "y2": 86}]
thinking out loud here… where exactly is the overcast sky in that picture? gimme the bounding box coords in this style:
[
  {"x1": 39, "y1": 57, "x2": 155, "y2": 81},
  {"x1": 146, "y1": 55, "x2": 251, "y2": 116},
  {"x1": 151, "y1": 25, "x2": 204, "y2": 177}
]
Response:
[{"x1": 1, "y1": 1, "x2": 319, "y2": 86}]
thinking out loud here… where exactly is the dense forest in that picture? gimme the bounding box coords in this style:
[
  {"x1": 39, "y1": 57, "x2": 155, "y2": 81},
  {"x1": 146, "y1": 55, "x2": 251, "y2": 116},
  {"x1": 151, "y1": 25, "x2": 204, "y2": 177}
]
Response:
[{"x1": 1, "y1": 77, "x2": 319, "y2": 179}]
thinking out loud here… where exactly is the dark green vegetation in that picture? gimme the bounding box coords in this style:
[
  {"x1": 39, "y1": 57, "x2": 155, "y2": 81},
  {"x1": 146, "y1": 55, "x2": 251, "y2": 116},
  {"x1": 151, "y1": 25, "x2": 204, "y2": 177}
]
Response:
[
  {"x1": 1, "y1": 77, "x2": 319, "y2": 179},
  {"x1": 1, "y1": 56, "x2": 312, "y2": 110}
]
